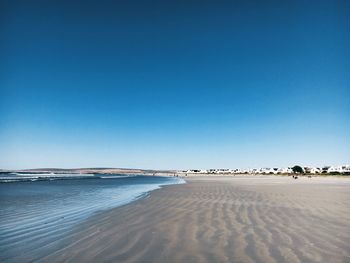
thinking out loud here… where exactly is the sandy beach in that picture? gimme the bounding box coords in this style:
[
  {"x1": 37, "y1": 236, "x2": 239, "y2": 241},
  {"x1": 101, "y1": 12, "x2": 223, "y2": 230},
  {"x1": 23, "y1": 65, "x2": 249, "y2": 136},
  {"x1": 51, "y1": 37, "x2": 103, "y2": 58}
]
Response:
[{"x1": 33, "y1": 176, "x2": 350, "y2": 263}]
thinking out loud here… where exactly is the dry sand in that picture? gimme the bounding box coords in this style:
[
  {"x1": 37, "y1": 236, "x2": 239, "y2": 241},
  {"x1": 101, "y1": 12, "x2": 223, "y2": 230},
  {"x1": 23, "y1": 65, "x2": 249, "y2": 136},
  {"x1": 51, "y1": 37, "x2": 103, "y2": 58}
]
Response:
[{"x1": 41, "y1": 176, "x2": 350, "y2": 263}]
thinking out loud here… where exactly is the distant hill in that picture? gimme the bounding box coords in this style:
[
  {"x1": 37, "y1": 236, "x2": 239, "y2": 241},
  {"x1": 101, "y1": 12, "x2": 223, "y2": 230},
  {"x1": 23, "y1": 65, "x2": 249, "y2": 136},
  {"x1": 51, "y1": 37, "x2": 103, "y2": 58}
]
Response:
[{"x1": 2, "y1": 168, "x2": 176, "y2": 176}]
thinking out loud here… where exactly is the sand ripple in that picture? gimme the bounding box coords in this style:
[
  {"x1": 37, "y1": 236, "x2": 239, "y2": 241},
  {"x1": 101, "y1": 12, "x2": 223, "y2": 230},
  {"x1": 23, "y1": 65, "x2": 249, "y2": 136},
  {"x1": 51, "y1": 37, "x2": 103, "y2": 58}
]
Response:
[{"x1": 18, "y1": 177, "x2": 350, "y2": 263}]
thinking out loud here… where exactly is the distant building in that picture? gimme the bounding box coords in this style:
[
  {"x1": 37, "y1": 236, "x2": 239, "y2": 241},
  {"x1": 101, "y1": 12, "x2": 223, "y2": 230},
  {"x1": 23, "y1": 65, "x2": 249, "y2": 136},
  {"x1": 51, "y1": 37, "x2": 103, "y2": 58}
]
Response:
[
  {"x1": 177, "y1": 165, "x2": 349, "y2": 175},
  {"x1": 310, "y1": 167, "x2": 321, "y2": 174},
  {"x1": 259, "y1": 168, "x2": 279, "y2": 174},
  {"x1": 322, "y1": 166, "x2": 331, "y2": 173},
  {"x1": 342, "y1": 165, "x2": 350, "y2": 174},
  {"x1": 277, "y1": 167, "x2": 292, "y2": 174},
  {"x1": 328, "y1": 166, "x2": 343, "y2": 173},
  {"x1": 304, "y1": 167, "x2": 321, "y2": 174}
]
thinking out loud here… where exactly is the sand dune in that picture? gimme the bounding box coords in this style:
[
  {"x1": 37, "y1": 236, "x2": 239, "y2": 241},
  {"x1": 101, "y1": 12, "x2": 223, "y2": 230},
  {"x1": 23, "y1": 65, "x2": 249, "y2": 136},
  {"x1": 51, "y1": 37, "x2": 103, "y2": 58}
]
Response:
[{"x1": 34, "y1": 177, "x2": 350, "y2": 262}]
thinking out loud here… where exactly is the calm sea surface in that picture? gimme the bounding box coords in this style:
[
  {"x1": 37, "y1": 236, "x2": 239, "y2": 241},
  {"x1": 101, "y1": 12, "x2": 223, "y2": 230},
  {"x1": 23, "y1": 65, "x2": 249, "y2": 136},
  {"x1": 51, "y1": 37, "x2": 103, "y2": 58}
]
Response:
[{"x1": 0, "y1": 174, "x2": 184, "y2": 262}]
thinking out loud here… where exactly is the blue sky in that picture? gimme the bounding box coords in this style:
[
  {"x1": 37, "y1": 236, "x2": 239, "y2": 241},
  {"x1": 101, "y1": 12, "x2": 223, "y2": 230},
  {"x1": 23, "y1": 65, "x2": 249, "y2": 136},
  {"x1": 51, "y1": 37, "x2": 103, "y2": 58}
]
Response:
[{"x1": 1, "y1": 0, "x2": 349, "y2": 169}]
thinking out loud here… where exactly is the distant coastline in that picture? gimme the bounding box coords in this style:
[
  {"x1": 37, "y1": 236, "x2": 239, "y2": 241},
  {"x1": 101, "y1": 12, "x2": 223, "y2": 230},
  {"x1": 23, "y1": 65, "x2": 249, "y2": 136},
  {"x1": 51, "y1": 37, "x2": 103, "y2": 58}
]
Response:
[
  {"x1": 0, "y1": 168, "x2": 176, "y2": 176},
  {"x1": 1, "y1": 164, "x2": 349, "y2": 177}
]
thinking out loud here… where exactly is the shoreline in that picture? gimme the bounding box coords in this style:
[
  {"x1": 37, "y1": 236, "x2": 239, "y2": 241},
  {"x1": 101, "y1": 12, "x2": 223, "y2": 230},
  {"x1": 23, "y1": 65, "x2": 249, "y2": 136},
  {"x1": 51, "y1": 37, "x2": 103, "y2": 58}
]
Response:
[
  {"x1": 0, "y1": 176, "x2": 184, "y2": 263},
  {"x1": 30, "y1": 176, "x2": 350, "y2": 263}
]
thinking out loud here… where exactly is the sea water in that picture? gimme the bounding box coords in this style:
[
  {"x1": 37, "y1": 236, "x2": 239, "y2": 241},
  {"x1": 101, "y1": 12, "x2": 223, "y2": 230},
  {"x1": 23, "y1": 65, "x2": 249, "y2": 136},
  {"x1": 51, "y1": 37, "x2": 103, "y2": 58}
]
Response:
[{"x1": 0, "y1": 174, "x2": 185, "y2": 261}]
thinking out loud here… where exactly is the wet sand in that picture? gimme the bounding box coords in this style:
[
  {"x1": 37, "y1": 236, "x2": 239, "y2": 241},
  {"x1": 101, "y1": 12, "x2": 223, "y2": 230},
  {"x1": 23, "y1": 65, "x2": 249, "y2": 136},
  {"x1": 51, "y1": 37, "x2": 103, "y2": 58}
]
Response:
[{"x1": 40, "y1": 176, "x2": 350, "y2": 262}]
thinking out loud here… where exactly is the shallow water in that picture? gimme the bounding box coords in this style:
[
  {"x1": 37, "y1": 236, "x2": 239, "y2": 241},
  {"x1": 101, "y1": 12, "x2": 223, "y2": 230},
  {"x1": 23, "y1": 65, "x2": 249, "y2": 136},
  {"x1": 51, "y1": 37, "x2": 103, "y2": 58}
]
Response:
[{"x1": 0, "y1": 174, "x2": 184, "y2": 262}]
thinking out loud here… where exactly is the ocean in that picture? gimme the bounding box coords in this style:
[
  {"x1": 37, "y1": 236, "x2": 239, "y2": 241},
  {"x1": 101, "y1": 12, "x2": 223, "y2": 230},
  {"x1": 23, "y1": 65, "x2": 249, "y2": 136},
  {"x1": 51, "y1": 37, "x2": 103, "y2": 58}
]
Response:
[{"x1": 0, "y1": 173, "x2": 185, "y2": 262}]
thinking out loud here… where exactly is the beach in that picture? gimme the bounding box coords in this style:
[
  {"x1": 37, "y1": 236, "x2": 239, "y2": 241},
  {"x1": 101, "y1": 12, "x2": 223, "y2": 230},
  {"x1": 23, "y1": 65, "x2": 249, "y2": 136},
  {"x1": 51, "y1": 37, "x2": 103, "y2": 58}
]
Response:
[{"x1": 21, "y1": 176, "x2": 350, "y2": 262}]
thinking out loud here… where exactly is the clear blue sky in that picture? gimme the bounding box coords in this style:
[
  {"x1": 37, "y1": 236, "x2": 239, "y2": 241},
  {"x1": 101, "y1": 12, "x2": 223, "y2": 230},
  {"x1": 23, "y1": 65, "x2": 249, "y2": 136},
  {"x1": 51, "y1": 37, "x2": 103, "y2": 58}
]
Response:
[{"x1": 1, "y1": 0, "x2": 349, "y2": 170}]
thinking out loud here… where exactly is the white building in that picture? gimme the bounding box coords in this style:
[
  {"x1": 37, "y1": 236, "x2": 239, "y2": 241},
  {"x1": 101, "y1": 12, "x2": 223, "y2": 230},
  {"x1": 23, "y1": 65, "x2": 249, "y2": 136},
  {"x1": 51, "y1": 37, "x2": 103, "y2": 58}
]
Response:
[
  {"x1": 310, "y1": 167, "x2": 321, "y2": 174},
  {"x1": 259, "y1": 168, "x2": 276, "y2": 174},
  {"x1": 277, "y1": 167, "x2": 292, "y2": 174},
  {"x1": 328, "y1": 166, "x2": 343, "y2": 173},
  {"x1": 342, "y1": 165, "x2": 350, "y2": 174}
]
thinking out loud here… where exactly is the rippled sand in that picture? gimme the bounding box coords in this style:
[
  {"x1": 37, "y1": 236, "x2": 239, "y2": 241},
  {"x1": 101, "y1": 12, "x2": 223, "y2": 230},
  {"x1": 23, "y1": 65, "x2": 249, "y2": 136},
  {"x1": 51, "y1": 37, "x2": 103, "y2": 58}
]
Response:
[{"x1": 38, "y1": 177, "x2": 350, "y2": 262}]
